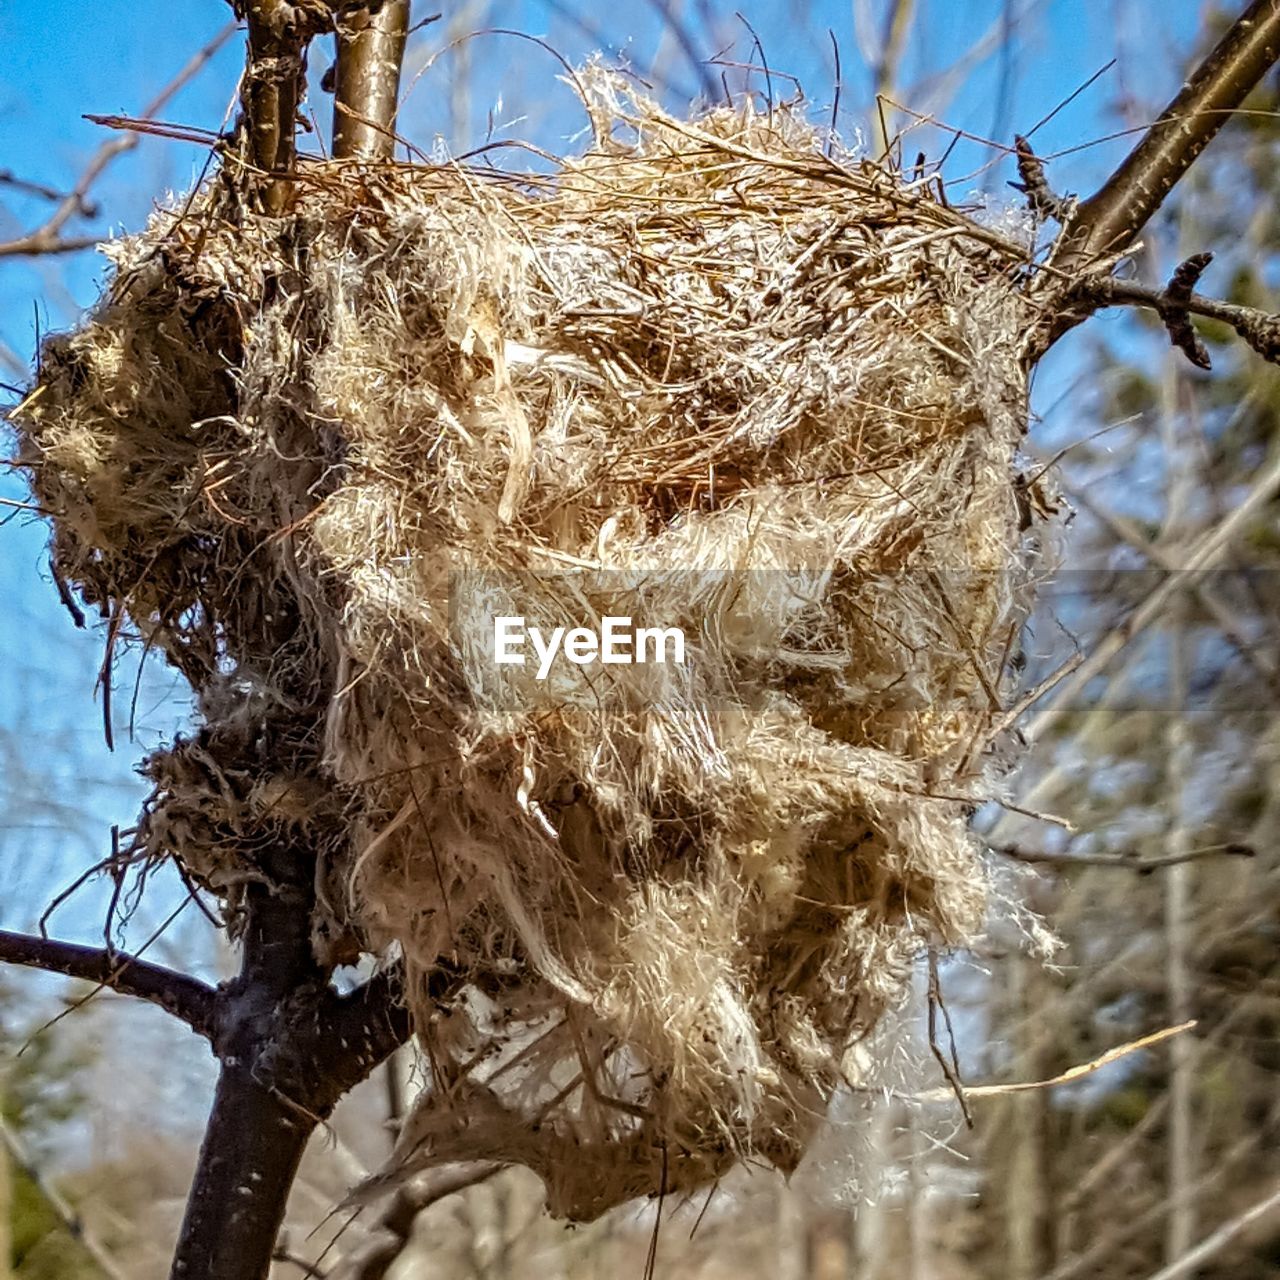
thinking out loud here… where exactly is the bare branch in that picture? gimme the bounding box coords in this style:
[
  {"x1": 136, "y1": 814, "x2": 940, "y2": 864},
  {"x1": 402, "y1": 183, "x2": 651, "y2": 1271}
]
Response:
[
  {"x1": 344, "y1": 1164, "x2": 503, "y2": 1280},
  {"x1": 912, "y1": 1022, "x2": 1197, "y2": 1103},
  {"x1": 0, "y1": 1116, "x2": 130, "y2": 1280},
  {"x1": 993, "y1": 842, "x2": 1255, "y2": 873},
  {"x1": 0, "y1": 170, "x2": 97, "y2": 211},
  {"x1": 1024, "y1": 446, "x2": 1280, "y2": 741},
  {"x1": 0, "y1": 23, "x2": 235, "y2": 258},
  {"x1": 0, "y1": 928, "x2": 217, "y2": 1039},
  {"x1": 1060, "y1": 0, "x2": 1280, "y2": 265},
  {"x1": 332, "y1": 0, "x2": 412, "y2": 160},
  {"x1": 1084, "y1": 262, "x2": 1280, "y2": 365},
  {"x1": 1138, "y1": 1183, "x2": 1280, "y2": 1280}
]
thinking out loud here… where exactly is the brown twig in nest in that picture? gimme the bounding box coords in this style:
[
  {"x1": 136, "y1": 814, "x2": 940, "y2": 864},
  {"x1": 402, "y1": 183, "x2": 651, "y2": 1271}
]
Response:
[{"x1": 927, "y1": 950, "x2": 973, "y2": 1128}]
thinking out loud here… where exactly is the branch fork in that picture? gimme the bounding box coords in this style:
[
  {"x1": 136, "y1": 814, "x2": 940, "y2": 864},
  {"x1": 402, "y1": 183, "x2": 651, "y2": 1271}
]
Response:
[{"x1": 1079, "y1": 252, "x2": 1280, "y2": 371}]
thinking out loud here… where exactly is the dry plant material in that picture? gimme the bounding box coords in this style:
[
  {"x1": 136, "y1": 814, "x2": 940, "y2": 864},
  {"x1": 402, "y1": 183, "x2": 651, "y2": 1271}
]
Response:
[{"x1": 13, "y1": 73, "x2": 1054, "y2": 1219}]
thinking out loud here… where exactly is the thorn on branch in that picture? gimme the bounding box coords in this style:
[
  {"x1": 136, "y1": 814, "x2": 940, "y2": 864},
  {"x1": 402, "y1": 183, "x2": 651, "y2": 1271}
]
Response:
[
  {"x1": 1010, "y1": 134, "x2": 1075, "y2": 223},
  {"x1": 1161, "y1": 252, "x2": 1213, "y2": 369}
]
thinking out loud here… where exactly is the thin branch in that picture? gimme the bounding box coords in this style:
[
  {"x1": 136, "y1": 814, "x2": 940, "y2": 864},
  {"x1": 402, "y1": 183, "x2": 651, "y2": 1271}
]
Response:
[
  {"x1": 913, "y1": 1022, "x2": 1196, "y2": 1103},
  {"x1": 1060, "y1": 0, "x2": 1280, "y2": 265},
  {"x1": 0, "y1": 1116, "x2": 131, "y2": 1280},
  {"x1": 345, "y1": 1164, "x2": 503, "y2": 1280},
  {"x1": 926, "y1": 950, "x2": 972, "y2": 1128},
  {"x1": 1024, "y1": 445, "x2": 1280, "y2": 742},
  {"x1": 1074, "y1": 491, "x2": 1277, "y2": 679},
  {"x1": 0, "y1": 170, "x2": 97, "y2": 211},
  {"x1": 1138, "y1": 1184, "x2": 1280, "y2": 1280},
  {"x1": 1010, "y1": 133, "x2": 1074, "y2": 222},
  {"x1": 993, "y1": 842, "x2": 1254, "y2": 873},
  {"x1": 851, "y1": 1023, "x2": 1197, "y2": 1104},
  {"x1": 0, "y1": 929, "x2": 217, "y2": 1039},
  {"x1": 332, "y1": 0, "x2": 412, "y2": 160},
  {"x1": 1085, "y1": 263, "x2": 1280, "y2": 365},
  {"x1": 0, "y1": 22, "x2": 235, "y2": 258}
]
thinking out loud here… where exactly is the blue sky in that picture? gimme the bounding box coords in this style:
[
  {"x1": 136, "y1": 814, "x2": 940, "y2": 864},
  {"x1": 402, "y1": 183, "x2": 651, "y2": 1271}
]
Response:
[{"x1": 0, "y1": 0, "x2": 1219, "y2": 949}]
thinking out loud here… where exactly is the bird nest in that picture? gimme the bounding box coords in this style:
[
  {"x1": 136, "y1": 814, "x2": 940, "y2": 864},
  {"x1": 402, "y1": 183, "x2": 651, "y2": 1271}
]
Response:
[{"x1": 15, "y1": 72, "x2": 1050, "y2": 1219}]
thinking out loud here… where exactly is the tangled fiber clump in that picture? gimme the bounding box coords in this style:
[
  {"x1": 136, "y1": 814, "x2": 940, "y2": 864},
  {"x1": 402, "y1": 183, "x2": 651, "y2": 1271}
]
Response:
[{"x1": 15, "y1": 73, "x2": 1052, "y2": 1218}]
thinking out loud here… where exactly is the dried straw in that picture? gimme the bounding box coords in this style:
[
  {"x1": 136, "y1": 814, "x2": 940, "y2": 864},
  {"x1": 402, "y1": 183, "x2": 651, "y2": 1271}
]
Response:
[{"x1": 14, "y1": 70, "x2": 1052, "y2": 1218}]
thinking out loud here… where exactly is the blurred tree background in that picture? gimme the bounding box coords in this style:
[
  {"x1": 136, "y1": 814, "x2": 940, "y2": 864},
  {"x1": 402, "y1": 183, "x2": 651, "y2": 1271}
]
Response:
[{"x1": 1, "y1": 2, "x2": 1278, "y2": 1276}]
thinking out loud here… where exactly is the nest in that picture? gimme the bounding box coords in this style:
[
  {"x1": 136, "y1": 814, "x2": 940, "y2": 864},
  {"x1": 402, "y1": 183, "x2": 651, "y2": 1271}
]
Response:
[{"x1": 15, "y1": 73, "x2": 1049, "y2": 1218}]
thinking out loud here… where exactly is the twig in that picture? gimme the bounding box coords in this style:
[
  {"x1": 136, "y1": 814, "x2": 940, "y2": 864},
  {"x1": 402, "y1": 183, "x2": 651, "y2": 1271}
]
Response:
[
  {"x1": 827, "y1": 30, "x2": 842, "y2": 155},
  {"x1": 1084, "y1": 265, "x2": 1280, "y2": 366},
  {"x1": 1010, "y1": 133, "x2": 1074, "y2": 222},
  {"x1": 344, "y1": 1163, "x2": 503, "y2": 1280},
  {"x1": 1138, "y1": 1184, "x2": 1280, "y2": 1280},
  {"x1": 0, "y1": 1115, "x2": 131, "y2": 1280},
  {"x1": 993, "y1": 842, "x2": 1254, "y2": 873},
  {"x1": 0, "y1": 22, "x2": 235, "y2": 258},
  {"x1": 926, "y1": 951, "x2": 972, "y2": 1127},
  {"x1": 1025, "y1": 446, "x2": 1280, "y2": 742},
  {"x1": 914, "y1": 1021, "x2": 1196, "y2": 1102},
  {"x1": 0, "y1": 929, "x2": 217, "y2": 1039},
  {"x1": 987, "y1": 651, "x2": 1086, "y2": 740},
  {"x1": 0, "y1": 170, "x2": 97, "y2": 212}
]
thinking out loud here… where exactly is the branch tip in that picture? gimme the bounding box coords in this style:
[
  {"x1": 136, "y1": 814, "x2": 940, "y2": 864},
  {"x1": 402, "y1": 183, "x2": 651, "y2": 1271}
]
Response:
[{"x1": 1010, "y1": 133, "x2": 1074, "y2": 223}]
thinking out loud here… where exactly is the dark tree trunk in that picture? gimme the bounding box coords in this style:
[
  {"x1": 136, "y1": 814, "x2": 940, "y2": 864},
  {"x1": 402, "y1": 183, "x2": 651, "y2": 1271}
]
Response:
[{"x1": 170, "y1": 1066, "x2": 316, "y2": 1280}]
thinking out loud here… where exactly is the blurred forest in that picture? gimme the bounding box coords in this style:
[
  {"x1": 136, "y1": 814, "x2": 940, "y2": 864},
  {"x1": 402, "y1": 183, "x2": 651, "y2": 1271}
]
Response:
[{"x1": 2, "y1": 2, "x2": 1279, "y2": 1277}]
